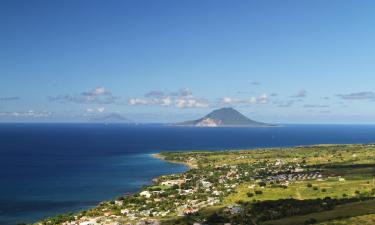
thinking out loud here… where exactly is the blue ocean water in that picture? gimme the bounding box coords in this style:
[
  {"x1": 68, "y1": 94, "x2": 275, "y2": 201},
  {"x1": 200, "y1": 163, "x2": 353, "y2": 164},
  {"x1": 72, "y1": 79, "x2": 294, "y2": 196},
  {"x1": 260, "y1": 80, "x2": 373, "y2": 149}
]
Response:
[{"x1": 2, "y1": 124, "x2": 375, "y2": 224}]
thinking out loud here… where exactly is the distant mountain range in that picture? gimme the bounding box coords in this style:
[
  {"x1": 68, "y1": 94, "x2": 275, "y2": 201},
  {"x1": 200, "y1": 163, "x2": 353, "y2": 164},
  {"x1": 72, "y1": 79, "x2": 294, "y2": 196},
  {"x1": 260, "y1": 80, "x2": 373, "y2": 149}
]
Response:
[
  {"x1": 89, "y1": 113, "x2": 132, "y2": 124},
  {"x1": 176, "y1": 107, "x2": 272, "y2": 127}
]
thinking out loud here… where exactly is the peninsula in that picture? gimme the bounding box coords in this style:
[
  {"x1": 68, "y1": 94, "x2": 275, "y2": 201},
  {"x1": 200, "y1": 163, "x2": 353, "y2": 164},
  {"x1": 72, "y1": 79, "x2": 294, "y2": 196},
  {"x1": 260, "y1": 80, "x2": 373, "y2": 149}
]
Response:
[{"x1": 36, "y1": 144, "x2": 375, "y2": 225}]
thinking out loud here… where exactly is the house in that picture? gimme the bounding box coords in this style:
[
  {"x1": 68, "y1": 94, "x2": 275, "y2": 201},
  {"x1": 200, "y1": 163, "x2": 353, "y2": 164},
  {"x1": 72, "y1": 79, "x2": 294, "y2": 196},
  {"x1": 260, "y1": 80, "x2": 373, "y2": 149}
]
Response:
[
  {"x1": 224, "y1": 204, "x2": 242, "y2": 215},
  {"x1": 115, "y1": 200, "x2": 123, "y2": 206},
  {"x1": 184, "y1": 208, "x2": 198, "y2": 215},
  {"x1": 103, "y1": 211, "x2": 114, "y2": 216},
  {"x1": 212, "y1": 190, "x2": 221, "y2": 196},
  {"x1": 79, "y1": 218, "x2": 100, "y2": 225},
  {"x1": 121, "y1": 209, "x2": 129, "y2": 215},
  {"x1": 140, "y1": 190, "x2": 151, "y2": 198},
  {"x1": 161, "y1": 179, "x2": 185, "y2": 186},
  {"x1": 201, "y1": 180, "x2": 212, "y2": 188}
]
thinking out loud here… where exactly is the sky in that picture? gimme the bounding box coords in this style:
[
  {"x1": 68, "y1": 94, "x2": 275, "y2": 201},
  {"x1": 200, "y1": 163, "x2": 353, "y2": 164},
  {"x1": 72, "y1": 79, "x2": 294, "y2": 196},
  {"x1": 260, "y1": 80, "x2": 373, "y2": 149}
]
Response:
[{"x1": 1, "y1": 0, "x2": 375, "y2": 123}]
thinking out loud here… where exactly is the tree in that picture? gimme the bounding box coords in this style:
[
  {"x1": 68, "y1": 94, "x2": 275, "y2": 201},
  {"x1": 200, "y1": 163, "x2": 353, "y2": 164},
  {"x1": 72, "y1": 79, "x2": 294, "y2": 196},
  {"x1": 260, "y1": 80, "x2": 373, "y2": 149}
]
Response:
[{"x1": 247, "y1": 192, "x2": 254, "y2": 197}]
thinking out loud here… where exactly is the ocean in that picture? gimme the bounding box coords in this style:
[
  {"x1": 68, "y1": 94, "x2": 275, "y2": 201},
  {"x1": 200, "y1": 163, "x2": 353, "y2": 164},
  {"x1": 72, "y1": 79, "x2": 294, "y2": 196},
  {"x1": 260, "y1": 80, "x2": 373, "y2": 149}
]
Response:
[{"x1": 2, "y1": 123, "x2": 375, "y2": 224}]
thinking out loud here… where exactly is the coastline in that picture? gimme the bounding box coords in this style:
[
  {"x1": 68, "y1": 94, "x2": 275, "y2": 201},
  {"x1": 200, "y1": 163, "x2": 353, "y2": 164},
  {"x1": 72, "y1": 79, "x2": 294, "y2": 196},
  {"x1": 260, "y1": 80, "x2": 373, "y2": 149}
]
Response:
[
  {"x1": 150, "y1": 153, "x2": 198, "y2": 169},
  {"x1": 34, "y1": 144, "x2": 375, "y2": 225},
  {"x1": 31, "y1": 153, "x2": 190, "y2": 225}
]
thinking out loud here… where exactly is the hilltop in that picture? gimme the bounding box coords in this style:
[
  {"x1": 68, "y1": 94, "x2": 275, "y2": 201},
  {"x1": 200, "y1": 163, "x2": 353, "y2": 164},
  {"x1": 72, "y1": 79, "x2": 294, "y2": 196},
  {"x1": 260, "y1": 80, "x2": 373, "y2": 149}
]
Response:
[
  {"x1": 89, "y1": 113, "x2": 132, "y2": 124},
  {"x1": 176, "y1": 107, "x2": 272, "y2": 127}
]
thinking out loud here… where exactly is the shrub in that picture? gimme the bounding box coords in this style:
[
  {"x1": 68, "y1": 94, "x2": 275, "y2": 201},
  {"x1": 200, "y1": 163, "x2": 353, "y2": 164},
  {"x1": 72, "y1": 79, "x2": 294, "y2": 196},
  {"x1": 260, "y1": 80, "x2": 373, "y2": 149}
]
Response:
[
  {"x1": 116, "y1": 196, "x2": 125, "y2": 201},
  {"x1": 258, "y1": 181, "x2": 267, "y2": 187},
  {"x1": 305, "y1": 218, "x2": 317, "y2": 224},
  {"x1": 255, "y1": 190, "x2": 263, "y2": 195},
  {"x1": 321, "y1": 188, "x2": 327, "y2": 192},
  {"x1": 247, "y1": 192, "x2": 254, "y2": 197},
  {"x1": 307, "y1": 183, "x2": 313, "y2": 188},
  {"x1": 313, "y1": 186, "x2": 318, "y2": 191}
]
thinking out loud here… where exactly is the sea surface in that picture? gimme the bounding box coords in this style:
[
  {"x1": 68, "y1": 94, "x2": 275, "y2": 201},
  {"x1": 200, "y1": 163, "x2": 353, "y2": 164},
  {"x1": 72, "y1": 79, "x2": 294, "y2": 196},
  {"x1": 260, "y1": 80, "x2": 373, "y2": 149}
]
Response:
[{"x1": 2, "y1": 124, "x2": 375, "y2": 224}]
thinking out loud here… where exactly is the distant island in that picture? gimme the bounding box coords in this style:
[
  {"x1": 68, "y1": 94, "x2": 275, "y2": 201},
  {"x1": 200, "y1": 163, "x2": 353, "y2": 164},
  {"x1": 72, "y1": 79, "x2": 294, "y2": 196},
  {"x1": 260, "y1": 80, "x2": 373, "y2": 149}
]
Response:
[
  {"x1": 176, "y1": 107, "x2": 273, "y2": 127},
  {"x1": 89, "y1": 113, "x2": 133, "y2": 124}
]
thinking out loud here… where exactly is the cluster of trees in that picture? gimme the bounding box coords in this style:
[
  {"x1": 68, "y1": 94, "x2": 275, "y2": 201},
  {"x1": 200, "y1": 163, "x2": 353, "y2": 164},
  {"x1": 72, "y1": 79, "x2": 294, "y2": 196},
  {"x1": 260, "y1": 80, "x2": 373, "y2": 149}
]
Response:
[
  {"x1": 172, "y1": 196, "x2": 372, "y2": 225},
  {"x1": 38, "y1": 213, "x2": 75, "y2": 225},
  {"x1": 230, "y1": 196, "x2": 375, "y2": 224}
]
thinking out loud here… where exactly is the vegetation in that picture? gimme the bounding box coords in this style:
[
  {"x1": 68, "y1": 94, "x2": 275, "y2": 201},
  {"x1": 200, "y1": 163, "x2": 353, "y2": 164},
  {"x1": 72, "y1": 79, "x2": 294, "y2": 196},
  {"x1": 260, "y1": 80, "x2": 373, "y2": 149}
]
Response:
[{"x1": 35, "y1": 144, "x2": 375, "y2": 225}]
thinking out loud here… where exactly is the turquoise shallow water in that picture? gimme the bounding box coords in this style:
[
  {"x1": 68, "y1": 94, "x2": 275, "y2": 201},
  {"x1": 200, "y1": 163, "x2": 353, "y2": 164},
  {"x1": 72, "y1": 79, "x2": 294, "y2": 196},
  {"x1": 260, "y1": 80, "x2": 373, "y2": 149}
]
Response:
[{"x1": 2, "y1": 123, "x2": 375, "y2": 224}]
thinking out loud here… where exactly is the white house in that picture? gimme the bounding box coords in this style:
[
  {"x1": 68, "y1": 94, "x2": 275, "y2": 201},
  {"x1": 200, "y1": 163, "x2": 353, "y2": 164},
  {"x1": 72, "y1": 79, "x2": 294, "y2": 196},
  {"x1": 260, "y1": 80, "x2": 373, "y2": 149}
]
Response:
[{"x1": 140, "y1": 190, "x2": 151, "y2": 198}]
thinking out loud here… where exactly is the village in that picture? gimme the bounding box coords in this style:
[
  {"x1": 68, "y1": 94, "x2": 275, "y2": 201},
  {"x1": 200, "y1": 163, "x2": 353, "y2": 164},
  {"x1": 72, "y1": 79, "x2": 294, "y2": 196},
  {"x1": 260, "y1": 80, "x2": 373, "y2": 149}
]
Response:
[
  {"x1": 36, "y1": 145, "x2": 375, "y2": 225},
  {"x1": 35, "y1": 144, "x2": 356, "y2": 225}
]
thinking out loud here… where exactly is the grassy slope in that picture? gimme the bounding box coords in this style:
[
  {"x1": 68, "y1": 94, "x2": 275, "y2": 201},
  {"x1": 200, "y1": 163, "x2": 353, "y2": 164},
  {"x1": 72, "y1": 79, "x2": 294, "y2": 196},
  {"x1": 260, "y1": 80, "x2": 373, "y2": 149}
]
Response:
[
  {"x1": 160, "y1": 145, "x2": 375, "y2": 225},
  {"x1": 36, "y1": 144, "x2": 375, "y2": 225},
  {"x1": 318, "y1": 214, "x2": 375, "y2": 225},
  {"x1": 263, "y1": 200, "x2": 375, "y2": 225}
]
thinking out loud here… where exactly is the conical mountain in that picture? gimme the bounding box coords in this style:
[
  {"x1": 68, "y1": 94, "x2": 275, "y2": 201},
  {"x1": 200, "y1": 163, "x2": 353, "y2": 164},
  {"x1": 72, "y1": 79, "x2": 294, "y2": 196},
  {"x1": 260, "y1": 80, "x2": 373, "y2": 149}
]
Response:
[
  {"x1": 176, "y1": 107, "x2": 271, "y2": 127},
  {"x1": 89, "y1": 113, "x2": 133, "y2": 123}
]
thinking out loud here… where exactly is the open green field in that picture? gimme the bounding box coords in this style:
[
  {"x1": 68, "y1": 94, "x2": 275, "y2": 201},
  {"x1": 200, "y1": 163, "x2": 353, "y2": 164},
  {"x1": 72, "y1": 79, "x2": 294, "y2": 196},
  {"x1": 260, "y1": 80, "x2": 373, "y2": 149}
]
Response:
[
  {"x1": 264, "y1": 200, "x2": 375, "y2": 225},
  {"x1": 161, "y1": 144, "x2": 375, "y2": 225},
  {"x1": 224, "y1": 178, "x2": 375, "y2": 203},
  {"x1": 318, "y1": 214, "x2": 375, "y2": 225}
]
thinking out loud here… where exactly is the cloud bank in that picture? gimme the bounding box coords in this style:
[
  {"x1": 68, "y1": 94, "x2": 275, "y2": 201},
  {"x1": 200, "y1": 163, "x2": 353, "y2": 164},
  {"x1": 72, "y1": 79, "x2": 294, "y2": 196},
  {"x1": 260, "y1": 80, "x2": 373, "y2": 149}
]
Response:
[
  {"x1": 128, "y1": 88, "x2": 209, "y2": 108},
  {"x1": 0, "y1": 110, "x2": 52, "y2": 118},
  {"x1": 49, "y1": 87, "x2": 119, "y2": 104},
  {"x1": 220, "y1": 94, "x2": 268, "y2": 105},
  {"x1": 338, "y1": 92, "x2": 375, "y2": 100}
]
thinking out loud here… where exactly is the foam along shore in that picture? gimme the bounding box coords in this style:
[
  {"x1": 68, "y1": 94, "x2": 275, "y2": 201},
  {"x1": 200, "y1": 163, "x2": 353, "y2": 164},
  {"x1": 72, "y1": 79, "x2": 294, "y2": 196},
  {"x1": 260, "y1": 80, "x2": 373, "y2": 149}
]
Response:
[{"x1": 151, "y1": 153, "x2": 198, "y2": 169}]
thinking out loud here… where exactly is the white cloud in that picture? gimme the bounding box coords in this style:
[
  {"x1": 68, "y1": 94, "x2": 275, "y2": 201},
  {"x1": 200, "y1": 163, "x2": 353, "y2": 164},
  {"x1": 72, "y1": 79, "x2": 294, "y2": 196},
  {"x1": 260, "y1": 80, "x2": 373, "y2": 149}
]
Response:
[
  {"x1": 160, "y1": 97, "x2": 172, "y2": 106},
  {"x1": 0, "y1": 110, "x2": 52, "y2": 118},
  {"x1": 97, "y1": 107, "x2": 105, "y2": 113},
  {"x1": 258, "y1": 94, "x2": 268, "y2": 104},
  {"x1": 93, "y1": 87, "x2": 107, "y2": 95},
  {"x1": 128, "y1": 88, "x2": 209, "y2": 108},
  {"x1": 128, "y1": 98, "x2": 152, "y2": 106},
  {"x1": 49, "y1": 87, "x2": 119, "y2": 104},
  {"x1": 221, "y1": 97, "x2": 238, "y2": 104},
  {"x1": 86, "y1": 107, "x2": 105, "y2": 113},
  {"x1": 220, "y1": 94, "x2": 268, "y2": 105},
  {"x1": 175, "y1": 98, "x2": 208, "y2": 108}
]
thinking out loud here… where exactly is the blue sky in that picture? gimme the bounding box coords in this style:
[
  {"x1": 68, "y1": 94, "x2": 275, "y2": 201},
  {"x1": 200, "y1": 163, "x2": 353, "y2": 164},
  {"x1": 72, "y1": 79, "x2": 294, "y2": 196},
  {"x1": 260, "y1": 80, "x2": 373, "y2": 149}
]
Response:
[{"x1": 1, "y1": 0, "x2": 375, "y2": 123}]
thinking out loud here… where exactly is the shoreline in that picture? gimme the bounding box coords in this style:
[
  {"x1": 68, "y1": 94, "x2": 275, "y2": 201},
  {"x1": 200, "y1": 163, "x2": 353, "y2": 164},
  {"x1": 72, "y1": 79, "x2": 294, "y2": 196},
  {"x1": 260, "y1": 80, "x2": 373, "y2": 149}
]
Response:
[
  {"x1": 150, "y1": 153, "x2": 197, "y2": 169},
  {"x1": 35, "y1": 144, "x2": 375, "y2": 225}
]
